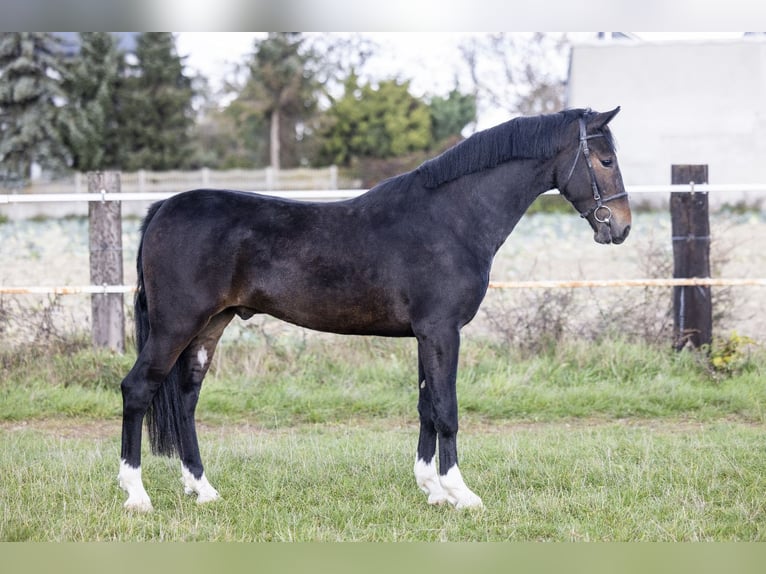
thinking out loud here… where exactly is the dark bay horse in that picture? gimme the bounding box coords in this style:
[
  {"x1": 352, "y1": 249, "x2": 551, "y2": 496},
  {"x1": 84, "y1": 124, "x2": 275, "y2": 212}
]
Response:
[{"x1": 118, "y1": 107, "x2": 631, "y2": 511}]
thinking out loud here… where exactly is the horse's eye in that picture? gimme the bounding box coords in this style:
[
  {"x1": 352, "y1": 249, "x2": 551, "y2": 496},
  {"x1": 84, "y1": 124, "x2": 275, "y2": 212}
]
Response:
[{"x1": 600, "y1": 158, "x2": 614, "y2": 168}]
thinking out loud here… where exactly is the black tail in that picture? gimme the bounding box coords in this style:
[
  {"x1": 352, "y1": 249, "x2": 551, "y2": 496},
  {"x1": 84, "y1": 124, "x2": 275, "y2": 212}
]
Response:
[{"x1": 135, "y1": 201, "x2": 184, "y2": 458}]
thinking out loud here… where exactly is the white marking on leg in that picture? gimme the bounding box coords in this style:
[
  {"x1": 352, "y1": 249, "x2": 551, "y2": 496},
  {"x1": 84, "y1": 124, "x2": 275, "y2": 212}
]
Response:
[
  {"x1": 181, "y1": 464, "x2": 220, "y2": 504},
  {"x1": 196, "y1": 347, "x2": 208, "y2": 369},
  {"x1": 440, "y1": 464, "x2": 483, "y2": 509},
  {"x1": 414, "y1": 456, "x2": 448, "y2": 505},
  {"x1": 118, "y1": 460, "x2": 153, "y2": 512}
]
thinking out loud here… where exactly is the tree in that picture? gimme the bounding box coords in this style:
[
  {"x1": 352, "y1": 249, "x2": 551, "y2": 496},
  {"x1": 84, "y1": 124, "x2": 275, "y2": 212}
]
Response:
[
  {"x1": 117, "y1": 33, "x2": 195, "y2": 170},
  {"x1": 59, "y1": 33, "x2": 123, "y2": 171},
  {"x1": 302, "y1": 33, "x2": 376, "y2": 102},
  {"x1": 459, "y1": 33, "x2": 570, "y2": 117},
  {"x1": 221, "y1": 68, "x2": 274, "y2": 169},
  {"x1": 197, "y1": 93, "x2": 270, "y2": 169},
  {"x1": 428, "y1": 88, "x2": 477, "y2": 144},
  {"x1": 0, "y1": 32, "x2": 68, "y2": 184},
  {"x1": 213, "y1": 33, "x2": 375, "y2": 170},
  {"x1": 318, "y1": 74, "x2": 432, "y2": 167},
  {"x1": 240, "y1": 33, "x2": 321, "y2": 170}
]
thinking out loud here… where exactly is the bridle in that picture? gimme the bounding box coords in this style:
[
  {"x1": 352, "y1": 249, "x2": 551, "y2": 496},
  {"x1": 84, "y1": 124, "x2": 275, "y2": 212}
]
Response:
[{"x1": 561, "y1": 117, "x2": 628, "y2": 224}]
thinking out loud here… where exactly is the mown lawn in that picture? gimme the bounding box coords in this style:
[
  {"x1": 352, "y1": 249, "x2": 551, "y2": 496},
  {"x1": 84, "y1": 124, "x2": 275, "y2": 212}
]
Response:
[{"x1": 2, "y1": 335, "x2": 765, "y2": 541}]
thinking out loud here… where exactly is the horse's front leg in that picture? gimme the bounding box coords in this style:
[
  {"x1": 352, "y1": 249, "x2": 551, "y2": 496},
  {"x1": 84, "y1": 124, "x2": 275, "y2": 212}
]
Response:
[
  {"x1": 414, "y1": 324, "x2": 483, "y2": 509},
  {"x1": 414, "y1": 355, "x2": 449, "y2": 505}
]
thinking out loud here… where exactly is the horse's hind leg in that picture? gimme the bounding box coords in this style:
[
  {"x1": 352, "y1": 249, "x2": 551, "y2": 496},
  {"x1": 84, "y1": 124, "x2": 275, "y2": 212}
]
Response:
[
  {"x1": 119, "y1": 331, "x2": 189, "y2": 512},
  {"x1": 414, "y1": 324, "x2": 483, "y2": 509},
  {"x1": 176, "y1": 310, "x2": 235, "y2": 504}
]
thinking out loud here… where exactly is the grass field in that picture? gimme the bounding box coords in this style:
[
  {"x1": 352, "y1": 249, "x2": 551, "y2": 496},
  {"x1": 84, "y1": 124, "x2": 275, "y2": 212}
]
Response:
[{"x1": 2, "y1": 334, "x2": 765, "y2": 541}]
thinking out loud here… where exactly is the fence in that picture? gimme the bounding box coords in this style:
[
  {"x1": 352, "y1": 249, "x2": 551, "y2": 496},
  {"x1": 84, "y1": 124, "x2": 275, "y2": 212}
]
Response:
[
  {"x1": 2, "y1": 169, "x2": 766, "y2": 351},
  {"x1": 21, "y1": 166, "x2": 348, "y2": 194},
  {"x1": 1, "y1": 166, "x2": 360, "y2": 220}
]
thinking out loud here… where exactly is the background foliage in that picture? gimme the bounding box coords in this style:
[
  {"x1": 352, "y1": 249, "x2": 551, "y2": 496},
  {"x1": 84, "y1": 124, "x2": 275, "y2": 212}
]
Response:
[
  {"x1": 0, "y1": 32, "x2": 570, "y2": 185},
  {"x1": 0, "y1": 32, "x2": 68, "y2": 183}
]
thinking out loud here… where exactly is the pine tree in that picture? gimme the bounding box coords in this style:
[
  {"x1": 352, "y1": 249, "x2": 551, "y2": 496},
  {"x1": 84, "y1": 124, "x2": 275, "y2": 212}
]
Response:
[
  {"x1": 242, "y1": 33, "x2": 321, "y2": 169},
  {"x1": 59, "y1": 33, "x2": 123, "y2": 171},
  {"x1": 117, "y1": 33, "x2": 195, "y2": 171},
  {"x1": 0, "y1": 32, "x2": 68, "y2": 184}
]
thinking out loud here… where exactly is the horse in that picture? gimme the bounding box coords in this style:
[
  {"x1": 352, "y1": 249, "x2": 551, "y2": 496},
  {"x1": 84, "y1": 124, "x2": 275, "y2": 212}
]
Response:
[{"x1": 118, "y1": 107, "x2": 631, "y2": 512}]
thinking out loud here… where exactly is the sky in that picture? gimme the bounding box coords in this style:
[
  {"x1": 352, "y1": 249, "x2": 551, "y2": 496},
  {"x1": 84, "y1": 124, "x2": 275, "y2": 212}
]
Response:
[
  {"x1": 175, "y1": 32, "x2": 475, "y2": 96},
  {"x1": 176, "y1": 32, "x2": 744, "y2": 89},
  {"x1": 175, "y1": 32, "x2": 746, "y2": 129}
]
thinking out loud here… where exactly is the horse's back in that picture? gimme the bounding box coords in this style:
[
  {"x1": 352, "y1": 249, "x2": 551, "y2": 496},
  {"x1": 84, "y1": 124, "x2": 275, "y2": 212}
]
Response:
[{"x1": 140, "y1": 188, "x2": 419, "y2": 335}]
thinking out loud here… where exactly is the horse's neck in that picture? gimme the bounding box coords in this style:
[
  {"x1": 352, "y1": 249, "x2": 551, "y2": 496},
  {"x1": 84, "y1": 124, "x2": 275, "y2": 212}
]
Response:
[{"x1": 458, "y1": 157, "x2": 556, "y2": 255}]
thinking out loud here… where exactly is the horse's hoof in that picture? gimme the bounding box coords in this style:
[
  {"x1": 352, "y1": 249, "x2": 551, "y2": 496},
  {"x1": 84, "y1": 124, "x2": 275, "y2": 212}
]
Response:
[
  {"x1": 196, "y1": 490, "x2": 220, "y2": 505},
  {"x1": 427, "y1": 492, "x2": 449, "y2": 505},
  {"x1": 123, "y1": 497, "x2": 154, "y2": 513},
  {"x1": 453, "y1": 493, "x2": 484, "y2": 510}
]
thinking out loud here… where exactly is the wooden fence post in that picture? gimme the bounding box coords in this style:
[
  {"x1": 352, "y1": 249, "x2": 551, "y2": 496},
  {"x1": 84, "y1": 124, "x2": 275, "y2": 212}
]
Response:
[
  {"x1": 329, "y1": 165, "x2": 338, "y2": 189},
  {"x1": 88, "y1": 172, "x2": 125, "y2": 353},
  {"x1": 670, "y1": 165, "x2": 712, "y2": 350}
]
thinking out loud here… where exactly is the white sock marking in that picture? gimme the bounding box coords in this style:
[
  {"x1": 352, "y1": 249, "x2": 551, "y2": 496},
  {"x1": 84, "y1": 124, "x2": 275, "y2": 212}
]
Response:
[
  {"x1": 440, "y1": 464, "x2": 483, "y2": 509},
  {"x1": 197, "y1": 347, "x2": 208, "y2": 368},
  {"x1": 181, "y1": 464, "x2": 220, "y2": 504},
  {"x1": 118, "y1": 460, "x2": 153, "y2": 512},
  {"x1": 414, "y1": 457, "x2": 448, "y2": 505}
]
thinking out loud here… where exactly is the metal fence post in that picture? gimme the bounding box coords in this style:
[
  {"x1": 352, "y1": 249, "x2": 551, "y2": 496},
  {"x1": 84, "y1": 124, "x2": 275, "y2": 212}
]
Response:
[
  {"x1": 670, "y1": 165, "x2": 712, "y2": 350},
  {"x1": 88, "y1": 172, "x2": 125, "y2": 352}
]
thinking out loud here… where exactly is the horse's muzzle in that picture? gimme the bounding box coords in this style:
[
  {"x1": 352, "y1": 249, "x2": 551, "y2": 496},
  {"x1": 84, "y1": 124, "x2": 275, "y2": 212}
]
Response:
[{"x1": 594, "y1": 221, "x2": 631, "y2": 245}]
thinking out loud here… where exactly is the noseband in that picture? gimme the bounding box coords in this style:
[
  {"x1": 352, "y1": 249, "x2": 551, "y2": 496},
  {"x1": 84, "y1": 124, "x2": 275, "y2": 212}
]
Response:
[{"x1": 562, "y1": 117, "x2": 628, "y2": 224}]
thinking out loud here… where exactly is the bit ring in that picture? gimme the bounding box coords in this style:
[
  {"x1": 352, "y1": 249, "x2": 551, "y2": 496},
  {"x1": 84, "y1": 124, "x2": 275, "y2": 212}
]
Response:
[{"x1": 593, "y1": 205, "x2": 612, "y2": 224}]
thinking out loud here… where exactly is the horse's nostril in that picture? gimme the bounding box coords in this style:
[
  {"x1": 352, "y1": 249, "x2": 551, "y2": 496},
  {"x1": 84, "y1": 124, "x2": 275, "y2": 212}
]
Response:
[{"x1": 611, "y1": 224, "x2": 630, "y2": 245}]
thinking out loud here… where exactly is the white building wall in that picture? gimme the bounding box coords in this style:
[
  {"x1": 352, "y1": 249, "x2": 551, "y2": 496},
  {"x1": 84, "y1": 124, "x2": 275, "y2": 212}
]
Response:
[{"x1": 567, "y1": 39, "x2": 766, "y2": 189}]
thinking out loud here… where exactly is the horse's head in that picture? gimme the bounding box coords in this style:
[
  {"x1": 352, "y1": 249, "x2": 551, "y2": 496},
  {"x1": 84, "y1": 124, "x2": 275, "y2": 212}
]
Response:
[{"x1": 557, "y1": 107, "x2": 631, "y2": 245}]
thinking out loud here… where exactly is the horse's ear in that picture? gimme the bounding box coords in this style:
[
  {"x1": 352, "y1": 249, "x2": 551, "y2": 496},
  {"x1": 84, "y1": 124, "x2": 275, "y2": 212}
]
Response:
[{"x1": 587, "y1": 106, "x2": 620, "y2": 130}]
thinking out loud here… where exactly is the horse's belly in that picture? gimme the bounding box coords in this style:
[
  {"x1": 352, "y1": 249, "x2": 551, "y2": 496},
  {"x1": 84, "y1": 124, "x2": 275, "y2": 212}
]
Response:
[{"x1": 250, "y1": 286, "x2": 414, "y2": 337}]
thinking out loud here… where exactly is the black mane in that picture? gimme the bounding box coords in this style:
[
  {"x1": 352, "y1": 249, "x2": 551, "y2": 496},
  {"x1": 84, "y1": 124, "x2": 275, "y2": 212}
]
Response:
[{"x1": 417, "y1": 108, "x2": 589, "y2": 189}]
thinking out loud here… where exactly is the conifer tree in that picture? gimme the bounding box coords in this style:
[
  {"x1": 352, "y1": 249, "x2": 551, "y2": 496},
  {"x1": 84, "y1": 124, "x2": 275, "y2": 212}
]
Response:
[
  {"x1": 243, "y1": 33, "x2": 321, "y2": 169},
  {"x1": 117, "y1": 33, "x2": 195, "y2": 170},
  {"x1": 59, "y1": 32, "x2": 123, "y2": 171},
  {"x1": 0, "y1": 32, "x2": 67, "y2": 184}
]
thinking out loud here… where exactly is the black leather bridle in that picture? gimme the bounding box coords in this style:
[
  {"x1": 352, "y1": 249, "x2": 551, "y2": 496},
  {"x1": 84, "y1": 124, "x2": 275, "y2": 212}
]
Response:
[{"x1": 561, "y1": 117, "x2": 628, "y2": 224}]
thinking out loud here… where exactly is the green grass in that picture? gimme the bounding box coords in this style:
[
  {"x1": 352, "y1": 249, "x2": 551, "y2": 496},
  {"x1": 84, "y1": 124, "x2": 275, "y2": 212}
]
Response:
[
  {"x1": 2, "y1": 335, "x2": 766, "y2": 540},
  {"x1": 2, "y1": 335, "x2": 764, "y2": 425},
  {"x1": 2, "y1": 420, "x2": 766, "y2": 541}
]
